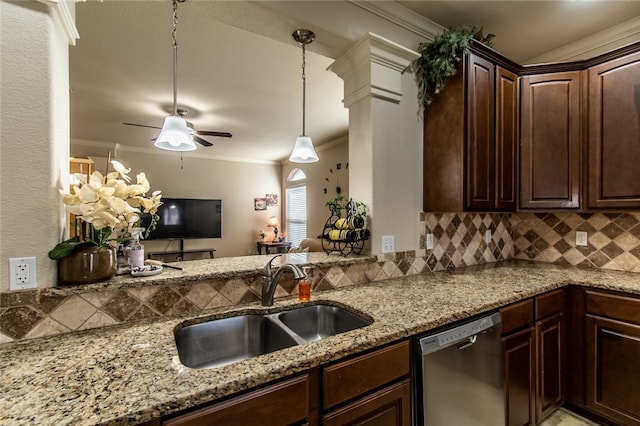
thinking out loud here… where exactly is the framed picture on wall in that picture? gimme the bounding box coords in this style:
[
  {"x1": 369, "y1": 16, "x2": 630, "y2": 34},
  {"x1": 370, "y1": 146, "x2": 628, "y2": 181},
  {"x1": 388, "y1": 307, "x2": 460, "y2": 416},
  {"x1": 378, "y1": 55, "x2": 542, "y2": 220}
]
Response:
[
  {"x1": 266, "y1": 194, "x2": 278, "y2": 207},
  {"x1": 254, "y1": 198, "x2": 267, "y2": 211}
]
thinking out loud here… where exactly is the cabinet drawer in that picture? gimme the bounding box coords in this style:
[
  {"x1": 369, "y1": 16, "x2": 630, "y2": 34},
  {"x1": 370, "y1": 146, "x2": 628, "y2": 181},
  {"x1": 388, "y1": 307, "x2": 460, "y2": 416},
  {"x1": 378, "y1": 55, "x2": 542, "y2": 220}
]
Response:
[
  {"x1": 163, "y1": 374, "x2": 309, "y2": 426},
  {"x1": 501, "y1": 299, "x2": 534, "y2": 335},
  {"x1": 323, "y1": 340, "x2": 409, "y2": 410},
  {"x1": 536, "y1": 289, "x2": 565, "y2": 320},
  {"x1": 585, "y1": 290, "x2": 640, "y2": 325}
]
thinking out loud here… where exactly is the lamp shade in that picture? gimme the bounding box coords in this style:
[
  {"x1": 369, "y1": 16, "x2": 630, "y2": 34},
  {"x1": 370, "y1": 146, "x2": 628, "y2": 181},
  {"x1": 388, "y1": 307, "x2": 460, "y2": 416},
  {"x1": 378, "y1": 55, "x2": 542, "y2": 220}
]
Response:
[
  {"x1": 289, "y1": 136, "x2": 319, "y2": 163},
  {"x1": 267, "y1": 216, "x2": 279, "y2": 227},
  {"x1": 154, "y1": 116, "x2": 197, "y2": 151}
]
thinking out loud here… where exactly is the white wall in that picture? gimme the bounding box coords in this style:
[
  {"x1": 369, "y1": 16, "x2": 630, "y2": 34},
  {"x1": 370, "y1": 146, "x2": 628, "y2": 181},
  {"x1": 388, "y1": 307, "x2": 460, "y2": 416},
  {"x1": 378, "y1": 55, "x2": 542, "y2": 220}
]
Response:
[{"x1": 1, "y1": 1, "x2": 71, "y2": 291}]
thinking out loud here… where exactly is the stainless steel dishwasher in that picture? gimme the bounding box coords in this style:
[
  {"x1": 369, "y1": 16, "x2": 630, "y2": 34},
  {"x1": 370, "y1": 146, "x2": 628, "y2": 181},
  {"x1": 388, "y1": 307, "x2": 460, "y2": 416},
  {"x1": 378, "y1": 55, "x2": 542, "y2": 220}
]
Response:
[{"x1": 413, "y1": 312, "x2": 504, "y2": 426}]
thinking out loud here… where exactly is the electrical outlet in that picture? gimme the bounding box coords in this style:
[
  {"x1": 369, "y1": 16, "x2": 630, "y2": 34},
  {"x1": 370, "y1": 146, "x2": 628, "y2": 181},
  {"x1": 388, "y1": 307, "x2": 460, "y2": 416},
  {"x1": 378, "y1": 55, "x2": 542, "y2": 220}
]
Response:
[
  {"x1": 576, "y1": 231, "x2": 588, "y2": 246},
  {"x1": 485, "y1": 229, "x2": 492, "y2": 243},
  {"x1": 426, "y1": 233, "x2": 434, "y2": 250},
  {"x1": 9, "y1": 257, "x2": 37, "y2": 291},
  {"x1": 381, "y1": 235, "x2": 395, "y2": 253}
]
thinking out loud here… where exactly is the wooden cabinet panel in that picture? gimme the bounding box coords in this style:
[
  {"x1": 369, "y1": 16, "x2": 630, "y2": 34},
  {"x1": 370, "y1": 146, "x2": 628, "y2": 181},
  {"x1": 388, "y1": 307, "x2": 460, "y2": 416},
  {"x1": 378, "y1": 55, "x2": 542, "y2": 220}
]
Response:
[
  {"x1": 520, "y1": 72, "x2": 582, "y2": 209},
  {"x1": 501, "y1": 299, "x2": 534, "y2": 335},
  {"x1": 535, "y1": 289, "x2": 565, "y2": 320},
  {"x1": 585, "y1": 314, "x2": 640, "y2": 425},
  {"x1": 503, "y1": 327, "x2": 536, "y2": 426},
  {"x1": 588, "y1": 50, "x2": 640, "y2": 208},
  {"x1": 496, "y1": 66, "x2": 519, "y2": 210},
  {"x1": 323, "y1": 341, "x2": 409, "y2": 410},
  {"x1": 423, "y1": 46, "x2": 518, "y2": 212},
  {"x1": 322, "y1": 379, "x2": 411, "y2": 426},
  {"x1": 536, "y1": 313, "x2": 564, "y2": 422},
  {"x1": 585, "y1": 290, "x2": 640, "y2": 325},
  {"x1": 466, "y1": 53, "x2": 496, "y2": 210},
  {"x1": 163, "y1": 374, "x2": 309, "y2": 426}
]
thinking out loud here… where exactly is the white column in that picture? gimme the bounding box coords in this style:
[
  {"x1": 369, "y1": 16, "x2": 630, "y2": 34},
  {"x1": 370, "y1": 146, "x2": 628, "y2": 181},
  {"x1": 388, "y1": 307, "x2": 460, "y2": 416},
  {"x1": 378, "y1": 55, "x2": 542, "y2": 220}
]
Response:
[
  {"x1": 329, "y1": 33, "x2": 422, "y2": 254},
  {"x1": 0, "y1": 1, "x2": 77, "y2": 290}
]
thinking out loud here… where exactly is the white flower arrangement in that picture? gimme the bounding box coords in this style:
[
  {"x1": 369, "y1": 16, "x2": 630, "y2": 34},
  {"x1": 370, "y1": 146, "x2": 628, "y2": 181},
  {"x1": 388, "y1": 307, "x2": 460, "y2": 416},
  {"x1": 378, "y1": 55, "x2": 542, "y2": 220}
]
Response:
[{"x1": 49, "y1": 160, "x2": 162, "y2": 260}]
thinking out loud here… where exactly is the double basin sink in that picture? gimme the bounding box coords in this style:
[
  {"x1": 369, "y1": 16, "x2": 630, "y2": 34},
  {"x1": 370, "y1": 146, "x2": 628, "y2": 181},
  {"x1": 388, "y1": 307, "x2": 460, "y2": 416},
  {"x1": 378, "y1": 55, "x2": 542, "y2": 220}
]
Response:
[{"x1": 174, "y1": 303, "x2": 373, "y2": 369}]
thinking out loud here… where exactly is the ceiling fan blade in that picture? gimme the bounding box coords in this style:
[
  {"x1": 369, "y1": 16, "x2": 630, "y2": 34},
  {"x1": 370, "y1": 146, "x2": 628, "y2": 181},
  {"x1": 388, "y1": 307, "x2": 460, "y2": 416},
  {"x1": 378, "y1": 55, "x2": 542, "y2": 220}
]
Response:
[
  {"x1": 123, "y1": 122, "x2": 162, "y2": 130},
  {"x1": 195, "y1": 130, "x2": 232, "y2": 138},
  {"x1": 194, "y1": 136, "x2": 213, "y2": 147}
]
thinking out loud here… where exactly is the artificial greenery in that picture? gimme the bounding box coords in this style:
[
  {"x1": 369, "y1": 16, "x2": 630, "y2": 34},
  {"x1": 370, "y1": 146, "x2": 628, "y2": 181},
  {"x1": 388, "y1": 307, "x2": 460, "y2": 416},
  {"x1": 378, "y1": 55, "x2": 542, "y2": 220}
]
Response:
[
  {"x1": 326, "y1": 196, "x2": 368, "y2": 218},
  {"x1": 413, "y1": 25, "x2": 495, "y2": 108}
]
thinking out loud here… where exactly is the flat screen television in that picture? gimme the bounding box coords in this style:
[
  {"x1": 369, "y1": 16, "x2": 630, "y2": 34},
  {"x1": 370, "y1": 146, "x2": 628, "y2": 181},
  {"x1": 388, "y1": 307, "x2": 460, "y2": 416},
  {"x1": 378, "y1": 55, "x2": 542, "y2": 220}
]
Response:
[{"x1": 142, "y1": 198, "x2": 222, "y2": 239}]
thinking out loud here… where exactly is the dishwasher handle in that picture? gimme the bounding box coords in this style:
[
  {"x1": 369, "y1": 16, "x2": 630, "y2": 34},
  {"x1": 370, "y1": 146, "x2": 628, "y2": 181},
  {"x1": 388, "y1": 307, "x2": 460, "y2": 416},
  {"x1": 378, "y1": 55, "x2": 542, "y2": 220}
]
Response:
[{"x1": 456, "y1": 335, "x2": 477, "y2": 350}]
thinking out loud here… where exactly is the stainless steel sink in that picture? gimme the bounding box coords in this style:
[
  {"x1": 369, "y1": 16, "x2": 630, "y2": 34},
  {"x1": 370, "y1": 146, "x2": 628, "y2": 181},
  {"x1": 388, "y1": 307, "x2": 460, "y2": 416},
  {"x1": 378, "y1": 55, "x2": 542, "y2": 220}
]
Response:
[
  {"x1": 174, "y1": 314, "x2": 299, "y2": 369},
  {"x1": 275, "y1": 304, "x2": 373, "y2": 342},
  {"x1": 174, "y1": 303, "x2": 373, "y2": 369}
]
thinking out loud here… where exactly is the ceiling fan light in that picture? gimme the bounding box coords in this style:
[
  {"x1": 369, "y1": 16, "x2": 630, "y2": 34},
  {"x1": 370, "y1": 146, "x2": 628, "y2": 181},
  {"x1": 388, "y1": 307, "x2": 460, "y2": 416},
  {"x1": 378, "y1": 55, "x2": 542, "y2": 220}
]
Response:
[
  {"x1": 154, "y1": 116, "x2": 197, "y2": 151},
  {"x1": 289, "y1": 135, "x2": 319, "y2": 163}
]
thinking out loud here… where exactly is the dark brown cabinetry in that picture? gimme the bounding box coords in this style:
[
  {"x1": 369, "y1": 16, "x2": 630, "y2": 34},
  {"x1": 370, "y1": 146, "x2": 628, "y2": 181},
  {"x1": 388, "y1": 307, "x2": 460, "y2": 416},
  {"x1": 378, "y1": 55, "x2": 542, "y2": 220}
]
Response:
[
  {"x1": 587, "y1": 50, "x2": 640, "y2": 209},
  {"x1": 501, "y1": 290, "x2": 565, "y2": 426},
  {"x1": 502, "y1": 299, "x2": 536, "y2": 426},
  {"x1": 584, "y1": 290, "x2": 640, "y2": 425},
  {"x1": 322, "y1": 340, "x2": 411, "y2": 426},
  {"x1": 535, "y1": 290, "x2": 565, "y2": 422},
  {"x1": 424, "y1": 42, "x2": 518, "y2": 212},
  {"x1": 520, "y1": 72, "x2": 582, "y2": 209},
  {"x1": 162, "y1": 374, "x2": 312, "y2": 426},
  {"x1": 160, "y1": 340, "x2": 410, "y2": 426}
]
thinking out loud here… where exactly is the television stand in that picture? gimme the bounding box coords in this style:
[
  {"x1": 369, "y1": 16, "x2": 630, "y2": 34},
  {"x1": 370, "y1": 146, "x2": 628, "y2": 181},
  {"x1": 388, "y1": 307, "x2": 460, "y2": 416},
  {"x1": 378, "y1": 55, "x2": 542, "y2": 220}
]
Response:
[{"x1": 147, "y1": 239, "x2": 215, "y2": 262}]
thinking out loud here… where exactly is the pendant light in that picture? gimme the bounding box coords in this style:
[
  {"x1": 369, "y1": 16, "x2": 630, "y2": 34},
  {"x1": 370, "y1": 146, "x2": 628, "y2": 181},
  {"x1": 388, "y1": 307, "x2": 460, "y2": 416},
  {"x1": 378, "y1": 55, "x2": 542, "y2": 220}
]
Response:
[
  {"x1": 155, "y1": 0, "x2": 196, "y2": 152},
  {"x1": 289, "y1": 29, "x2": 319, "y2": 163}
]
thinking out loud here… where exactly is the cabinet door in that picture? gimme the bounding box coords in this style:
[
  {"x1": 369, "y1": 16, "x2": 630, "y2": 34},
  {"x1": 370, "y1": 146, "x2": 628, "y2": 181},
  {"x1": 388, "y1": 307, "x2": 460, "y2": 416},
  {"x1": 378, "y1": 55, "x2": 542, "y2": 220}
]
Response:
[
  {"x1": 520, "y1": 72, "x2": 582, "y2": 209},
  {"x1": 585, "y1": 314, "x2": 640, "y2": 425},
  {"x1": 503, "y1": 327, "x2": 535, "y2": 426},
  {"x1": 163, "y1": 375, "x2": 309, "y2": 426},
  {"x1": 466, "y1": 53, "x2": 496, "y2": 210},
  {"x1": 588, "y1": 50, "x2": 640, "y2": 208},
  {"x1": 536, "y1": 313, "x2": 564, "y2": 422},
  {"x1": 322, "y1": 379, "x2": 411, "y2": 426},
  {"x1": 495, "y1": 66, "x2": 518, "y2": 210}
]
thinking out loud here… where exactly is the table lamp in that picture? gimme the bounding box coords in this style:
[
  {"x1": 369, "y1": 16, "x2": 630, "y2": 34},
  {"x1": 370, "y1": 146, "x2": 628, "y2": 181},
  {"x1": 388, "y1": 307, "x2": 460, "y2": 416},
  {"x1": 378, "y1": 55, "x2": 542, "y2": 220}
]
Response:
[{"x1": 267, "y1": 217, "x2": 279, "y2": 242}]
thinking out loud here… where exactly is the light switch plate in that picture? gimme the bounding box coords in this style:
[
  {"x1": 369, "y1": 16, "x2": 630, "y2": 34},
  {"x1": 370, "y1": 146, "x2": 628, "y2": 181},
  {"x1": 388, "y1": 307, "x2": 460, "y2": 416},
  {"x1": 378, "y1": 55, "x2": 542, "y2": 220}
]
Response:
[
  {"x1": 485, "y1": 229, "x2": 492, "y2": 243},
  {"x1": 426, "y1": 233, "x2": 434, "y2": 250},
  {"x1": 576, "y1": 231, "x2": 588, "y2": 246},
  {"x1": 381, "y1": 235, "x2": 395, "y2": 253}
]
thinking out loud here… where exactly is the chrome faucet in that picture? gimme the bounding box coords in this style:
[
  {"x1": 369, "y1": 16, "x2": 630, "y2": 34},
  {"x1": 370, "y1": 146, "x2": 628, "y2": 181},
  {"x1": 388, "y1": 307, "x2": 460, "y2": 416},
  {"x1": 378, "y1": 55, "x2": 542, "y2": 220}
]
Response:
[{"x1": 261, "y1": 254, "x2": 306, "y2": 306}]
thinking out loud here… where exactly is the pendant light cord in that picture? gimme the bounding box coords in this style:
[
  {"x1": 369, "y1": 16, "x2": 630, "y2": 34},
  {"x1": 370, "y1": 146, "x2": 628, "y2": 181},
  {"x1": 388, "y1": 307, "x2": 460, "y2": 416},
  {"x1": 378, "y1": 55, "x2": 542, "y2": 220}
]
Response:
[
  {"x1": 171, "y1": 0, "x2": 179, "y2": 116},
  {"x1": 301, "y1": 42, "x2": 306, "y2": 136}
]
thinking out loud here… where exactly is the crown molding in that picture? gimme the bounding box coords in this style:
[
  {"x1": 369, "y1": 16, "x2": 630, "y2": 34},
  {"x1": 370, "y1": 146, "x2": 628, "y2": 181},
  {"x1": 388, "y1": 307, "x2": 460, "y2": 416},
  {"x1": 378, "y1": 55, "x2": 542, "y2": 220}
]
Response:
[
  {"x1": 347, "y1": 1, "x2": 443, "y2": 42},
  {"x1": 526, "y1": 16, "x2": 640, "y2": 65},
  {"x1": 37, "y1": 0, "x2": 79, "y2": 46}
]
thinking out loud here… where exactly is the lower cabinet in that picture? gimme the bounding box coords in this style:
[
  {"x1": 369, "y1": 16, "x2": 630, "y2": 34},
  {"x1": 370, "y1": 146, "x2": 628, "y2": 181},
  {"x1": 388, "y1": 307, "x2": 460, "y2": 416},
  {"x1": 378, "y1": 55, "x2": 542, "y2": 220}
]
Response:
[
  {"x1": 501, "y1": 289, "x2": 565, "y2": 426},
  {"x1": 162, "y1": 374, "x2": 312, "y2": 426},
  {"x1": 160, "y1": 340, "x2": 411, "y2": 426},
  {"x1": 584, "y1": 290, "x2": 640, "y2": 425}
]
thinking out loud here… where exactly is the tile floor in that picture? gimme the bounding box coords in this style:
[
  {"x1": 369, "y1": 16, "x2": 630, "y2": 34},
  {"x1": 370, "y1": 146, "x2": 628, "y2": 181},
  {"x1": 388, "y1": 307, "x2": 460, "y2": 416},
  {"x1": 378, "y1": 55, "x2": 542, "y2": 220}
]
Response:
[{"x1": 540, "y1": 408, "x2": 604, "y2": 426}]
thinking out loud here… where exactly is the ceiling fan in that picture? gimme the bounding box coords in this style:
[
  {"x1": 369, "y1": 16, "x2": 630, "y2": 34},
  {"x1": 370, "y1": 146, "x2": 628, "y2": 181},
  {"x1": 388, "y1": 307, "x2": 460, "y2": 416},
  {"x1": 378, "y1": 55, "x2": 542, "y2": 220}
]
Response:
[{"x1": 123, "y1": 109, "x2": 232, "y2": 147}]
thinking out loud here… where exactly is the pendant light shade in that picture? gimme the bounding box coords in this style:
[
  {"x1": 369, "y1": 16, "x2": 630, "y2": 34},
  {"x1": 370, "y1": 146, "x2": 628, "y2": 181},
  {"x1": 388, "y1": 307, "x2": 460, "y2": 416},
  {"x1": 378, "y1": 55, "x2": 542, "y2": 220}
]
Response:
[
  {"x1": 154, "y1": 0, "x2": 194, "y2": 152},
  {"x1": 289, "y1": 29, "x2": 319, "y2": 163},
  {"x1": 154, "y1": 116, "x2": 197, "y2": 151},
  {"x1": 289, "y1": 136, "x2": 319, "y2": 163}
]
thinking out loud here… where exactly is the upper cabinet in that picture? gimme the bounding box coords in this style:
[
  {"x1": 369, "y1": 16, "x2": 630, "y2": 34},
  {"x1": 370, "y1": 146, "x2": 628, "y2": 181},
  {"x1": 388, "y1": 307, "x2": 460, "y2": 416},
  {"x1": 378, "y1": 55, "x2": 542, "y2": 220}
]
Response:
[
  {"x1": 587, "y1": 50, "x2": 640, "y2": 209},
  {"x1": 423, "y1": 43, "x2": 519, "y2": 212},
  {"x1": 519, "y1": 71, "x2": 582, "y2": 209}
]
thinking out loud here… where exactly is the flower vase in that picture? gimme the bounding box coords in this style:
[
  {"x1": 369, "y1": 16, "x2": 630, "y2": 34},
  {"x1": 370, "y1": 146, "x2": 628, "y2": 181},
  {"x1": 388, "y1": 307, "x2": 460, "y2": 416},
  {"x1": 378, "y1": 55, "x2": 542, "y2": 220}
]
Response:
[{"x1": 58, "y1": 246, "x2": 117, "y2": 285}]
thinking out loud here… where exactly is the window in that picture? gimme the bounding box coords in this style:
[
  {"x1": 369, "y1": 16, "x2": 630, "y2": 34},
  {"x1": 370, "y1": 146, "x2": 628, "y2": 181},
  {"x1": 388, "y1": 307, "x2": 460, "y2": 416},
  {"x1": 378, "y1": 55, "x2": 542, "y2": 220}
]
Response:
[{"x1": 286, "y1": 168, "x2": 307, "y2": 248}]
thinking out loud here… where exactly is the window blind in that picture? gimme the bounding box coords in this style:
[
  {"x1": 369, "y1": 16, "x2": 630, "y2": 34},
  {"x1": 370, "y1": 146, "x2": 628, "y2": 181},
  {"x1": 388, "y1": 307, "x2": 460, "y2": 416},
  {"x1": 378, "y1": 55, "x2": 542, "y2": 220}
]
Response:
[{"x1": 286, "y1": 184, "x2": 307, "y2": 248}]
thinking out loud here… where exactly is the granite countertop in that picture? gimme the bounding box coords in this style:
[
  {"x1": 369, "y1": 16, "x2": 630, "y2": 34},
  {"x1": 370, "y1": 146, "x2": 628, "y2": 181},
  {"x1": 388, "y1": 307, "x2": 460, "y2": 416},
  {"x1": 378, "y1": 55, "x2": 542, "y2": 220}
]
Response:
[
  {"x1": 2, "y1": 261, "x2": 640, "y2": 425},
  {"x1": 44, "y1": 252, "x2": 375, "y2": 296}
]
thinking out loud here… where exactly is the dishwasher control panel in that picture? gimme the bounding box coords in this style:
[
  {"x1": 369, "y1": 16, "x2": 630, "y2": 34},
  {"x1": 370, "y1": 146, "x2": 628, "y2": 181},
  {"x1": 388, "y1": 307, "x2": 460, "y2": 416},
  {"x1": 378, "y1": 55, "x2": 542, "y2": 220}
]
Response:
[{"x1": 418, "y1": 312, "x2": 501, "y2": 354}]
